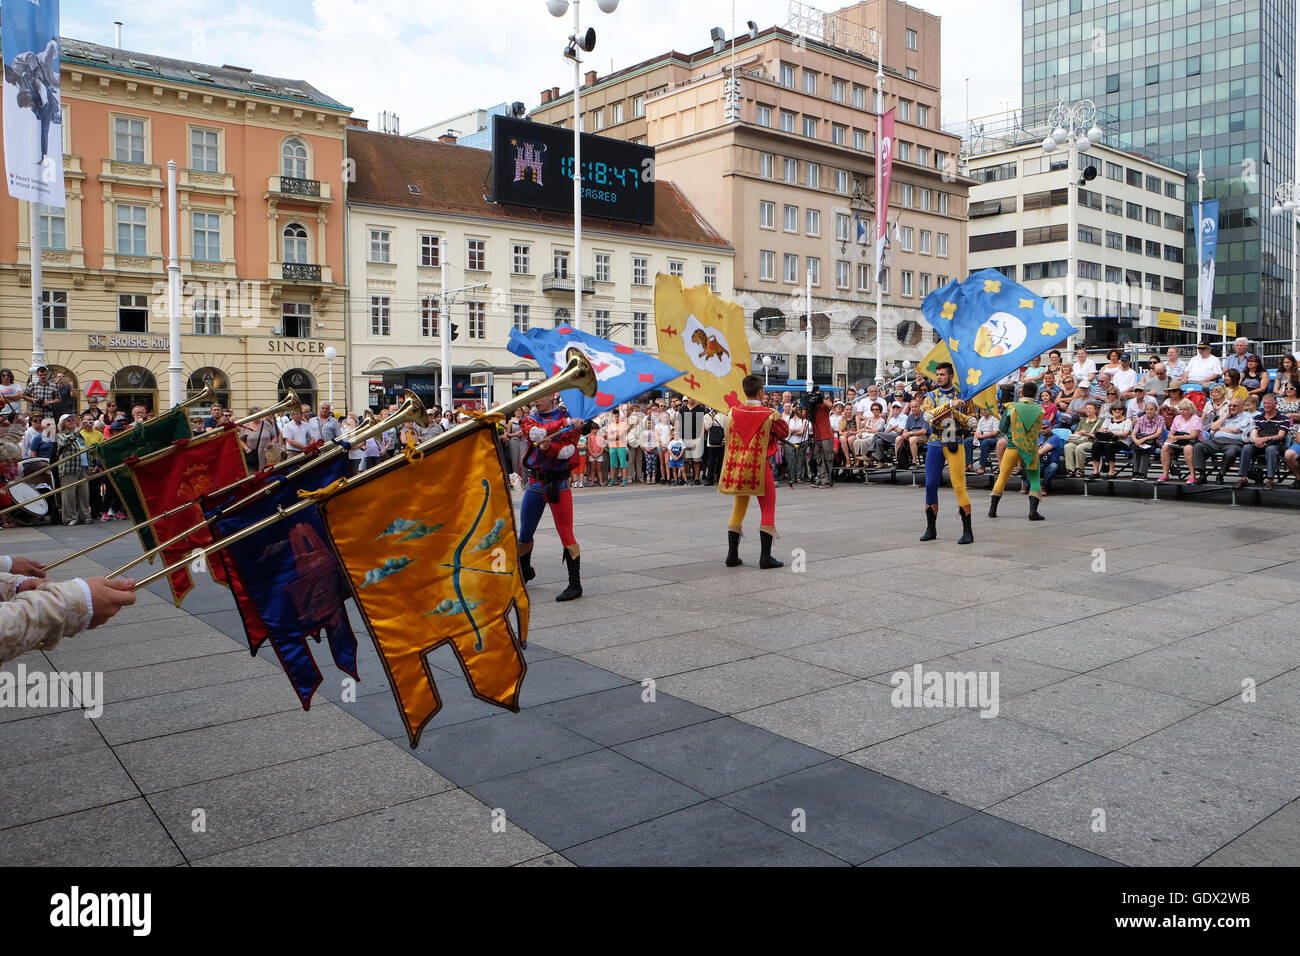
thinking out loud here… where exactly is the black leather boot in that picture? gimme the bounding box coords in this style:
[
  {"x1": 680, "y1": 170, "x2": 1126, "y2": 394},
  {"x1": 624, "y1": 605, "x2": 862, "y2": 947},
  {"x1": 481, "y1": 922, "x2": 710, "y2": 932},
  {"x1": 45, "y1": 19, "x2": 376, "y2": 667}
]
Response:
[
  {"x1": 726, "y1": 530, "x2": 743, "y2": 567},
  {"x1": 518, "y1": 547, "x2": 536, "y2": 582},
  {"x1": 919, "y1": 507, "x2": 937, "y2": 541},
  {"x1": 1028, "y1": 495, "x2": 1045, "y2": 521},
  {"x1": 555, "y1": 550, "x2": 582, "y2": 601},
  {"x1": 988, "y1": 494, "x2": 1001, "y2": 518},
  {"x1": 957, "y1": 508, "x2": 974, "y2": 545},
  {"x1": 759, "y1": 532, "x2": 783, "y2": 569}
]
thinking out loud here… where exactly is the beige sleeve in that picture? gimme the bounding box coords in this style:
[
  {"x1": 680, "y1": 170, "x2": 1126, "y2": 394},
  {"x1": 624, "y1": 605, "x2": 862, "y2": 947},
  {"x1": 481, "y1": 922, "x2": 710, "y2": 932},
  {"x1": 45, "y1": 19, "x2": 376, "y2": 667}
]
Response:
[
  {"x1": 0, "y1": 572, "x2": 23, "y2": 602},
  {"x1": 0, "y1": 580, "x2": 92, "y2": 666}
]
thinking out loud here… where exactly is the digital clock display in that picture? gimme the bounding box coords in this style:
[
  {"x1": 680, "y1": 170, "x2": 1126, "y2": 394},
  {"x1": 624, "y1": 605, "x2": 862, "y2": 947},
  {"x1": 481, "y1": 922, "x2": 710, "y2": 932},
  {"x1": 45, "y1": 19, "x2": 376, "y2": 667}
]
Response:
[{"x1": 491, "y1": 115, "x2": 655, "y2": 226}]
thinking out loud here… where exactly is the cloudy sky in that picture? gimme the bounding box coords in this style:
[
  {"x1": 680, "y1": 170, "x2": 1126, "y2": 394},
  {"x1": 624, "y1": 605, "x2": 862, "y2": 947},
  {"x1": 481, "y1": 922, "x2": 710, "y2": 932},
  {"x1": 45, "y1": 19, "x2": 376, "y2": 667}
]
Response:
[{"x1": 62, "y1": 0, "x2": 1024, "y2": 132}]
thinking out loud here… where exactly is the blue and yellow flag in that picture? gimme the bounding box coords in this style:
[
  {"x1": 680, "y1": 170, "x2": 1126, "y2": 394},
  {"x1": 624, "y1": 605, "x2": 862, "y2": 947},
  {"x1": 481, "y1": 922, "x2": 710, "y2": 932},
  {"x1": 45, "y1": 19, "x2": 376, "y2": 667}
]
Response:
[
  {"x1": 921, "y1": 269, "x2": 1077, "y2": 401},
  {"x1": 916, "y1": 340, "x2": 998, "y2": 419}
]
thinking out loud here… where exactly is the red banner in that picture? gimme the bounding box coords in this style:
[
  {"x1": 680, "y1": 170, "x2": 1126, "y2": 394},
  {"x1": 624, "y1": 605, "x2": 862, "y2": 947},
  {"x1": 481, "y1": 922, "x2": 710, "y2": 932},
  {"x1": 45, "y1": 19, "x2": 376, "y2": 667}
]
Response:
[{"x1": 875, "y1": 107, "x2": 896, "y2": 282}]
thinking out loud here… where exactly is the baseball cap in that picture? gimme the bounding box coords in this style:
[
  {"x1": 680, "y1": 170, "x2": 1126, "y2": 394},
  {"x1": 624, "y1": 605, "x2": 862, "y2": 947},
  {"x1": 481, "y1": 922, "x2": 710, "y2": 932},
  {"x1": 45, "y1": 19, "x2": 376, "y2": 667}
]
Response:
[
  {"x1": 35, "y1": 364, "x2": 49, "y2": 373},
  {"x1": 891, "y1": 400, "x2": 903, "y2": 408},
  {"x1": 1197, "y1": 342, "x2": 1211, "y2": 349}
]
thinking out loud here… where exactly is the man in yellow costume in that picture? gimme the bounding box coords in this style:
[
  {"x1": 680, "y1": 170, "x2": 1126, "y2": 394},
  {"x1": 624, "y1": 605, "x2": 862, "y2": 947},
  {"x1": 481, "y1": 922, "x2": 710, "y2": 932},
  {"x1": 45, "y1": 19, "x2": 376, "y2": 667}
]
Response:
[
  {"x1": 919, "y1": 362, "x2": 976, "y2": 545},
  {"x1": 720, "y1": 375, "x2": 789, "y2": 569},
  {"x1": 987, "y1": 379, "x2": 1046, "y2": 521}
]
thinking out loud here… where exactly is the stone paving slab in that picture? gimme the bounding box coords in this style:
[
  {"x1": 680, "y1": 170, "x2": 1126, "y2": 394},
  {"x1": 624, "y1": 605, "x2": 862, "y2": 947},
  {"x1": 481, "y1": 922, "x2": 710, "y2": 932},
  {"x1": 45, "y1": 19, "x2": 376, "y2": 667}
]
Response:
[
  {"x1": 0, "y1": 798, "x2": 185, "y2": 867},
  {"x1": 864, "y1": 812, "x2": 1123, "y2": 866}
]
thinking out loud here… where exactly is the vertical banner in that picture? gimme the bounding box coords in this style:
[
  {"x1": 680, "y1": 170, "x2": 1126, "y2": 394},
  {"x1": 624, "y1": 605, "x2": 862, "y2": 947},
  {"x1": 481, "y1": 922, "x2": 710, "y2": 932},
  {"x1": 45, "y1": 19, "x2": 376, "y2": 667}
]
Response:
[
  {"x1": 2, "y1": 0, "x2": 66, "y2": 207},
  {"x1": 1197, "y1": 199, "x2": 1219, "y2": 333},
  {"x1": 874, "y1": 107, "x2": 895, "y2": 282}
]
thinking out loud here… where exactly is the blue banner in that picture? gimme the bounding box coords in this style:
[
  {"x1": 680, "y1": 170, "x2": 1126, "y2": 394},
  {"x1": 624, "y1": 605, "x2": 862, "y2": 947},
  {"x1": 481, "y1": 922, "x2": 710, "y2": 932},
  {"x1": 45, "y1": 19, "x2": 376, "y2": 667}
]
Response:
[
  {"x1": 1196, "y1": 199, "x2": 1219, "y2": 330},
  {"x1": 506, "y1": 325, "x2": 682, "y2": 421},
  {"x1": 2, "y1": 0, "x2": 65, "y2": 206},
  {"x1": 920, "y1": 269, "x2": 1079, "y2": 401}
]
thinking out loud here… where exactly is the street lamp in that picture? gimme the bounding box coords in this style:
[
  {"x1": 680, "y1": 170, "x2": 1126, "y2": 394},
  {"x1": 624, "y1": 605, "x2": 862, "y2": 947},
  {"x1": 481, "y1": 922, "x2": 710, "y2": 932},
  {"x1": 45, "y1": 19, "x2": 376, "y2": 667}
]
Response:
[
  {"x1": 1270, "y1": 180, "x2": 1300, "y2": 358},
  {"x1": 547, "y1": 0, "x2": 620, "y2": 332},
  {"x1": 324, "y1": 345, "x2": 337, "y2": 407},
  {"x1": 761, "y1": 354, "x2": 773, "y2": 387},
  {"x1": 1043, "y1": 98, "x2": 1103, "y2": 352}
]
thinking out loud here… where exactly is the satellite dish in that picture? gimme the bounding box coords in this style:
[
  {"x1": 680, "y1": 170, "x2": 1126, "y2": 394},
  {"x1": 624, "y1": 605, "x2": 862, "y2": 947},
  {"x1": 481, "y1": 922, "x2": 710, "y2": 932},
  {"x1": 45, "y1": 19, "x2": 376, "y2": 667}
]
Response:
[{"x1": 579, "y1": 27, "x2": 596, "y2": 52}]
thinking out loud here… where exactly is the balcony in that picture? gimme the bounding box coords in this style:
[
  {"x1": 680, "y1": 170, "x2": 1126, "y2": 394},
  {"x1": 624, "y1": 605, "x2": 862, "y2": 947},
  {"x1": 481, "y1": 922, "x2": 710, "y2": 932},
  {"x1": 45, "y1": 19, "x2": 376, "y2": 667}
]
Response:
[
  {"x1": 282, "y1": 262, "x2": 324, "y2": 282},
  {"x1": 266, "y1": 175, "x2": 333, "y2": 203},
  {"x1": 541, "y1": 272, "x2": 594, "y2": 294}
]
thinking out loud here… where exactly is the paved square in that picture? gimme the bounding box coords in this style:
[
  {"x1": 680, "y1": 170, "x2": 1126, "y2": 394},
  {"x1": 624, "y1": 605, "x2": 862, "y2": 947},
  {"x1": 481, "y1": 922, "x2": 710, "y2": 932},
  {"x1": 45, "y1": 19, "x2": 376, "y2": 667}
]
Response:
[{"x1": 3, "y1": 481, "x2": 1298, "y2": 865}]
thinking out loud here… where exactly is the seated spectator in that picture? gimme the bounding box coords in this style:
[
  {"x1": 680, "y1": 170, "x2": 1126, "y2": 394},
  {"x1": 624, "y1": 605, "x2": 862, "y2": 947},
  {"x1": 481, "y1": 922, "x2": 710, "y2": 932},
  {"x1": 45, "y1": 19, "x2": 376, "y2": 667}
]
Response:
[
  {"x1": 895, "y1": 397, "x2": 928, "y2": 470},
  {"x1": 1100, "y1": 382, "x2": 1122, "y2": 411},
  {"x1": 1283, "y1": 420, "x2": 1300, "y2": 489},
  {"x1": 1124, "y1": 384, "x2": 1151, "y2": 420},
  {"x1": 1160, "y1": 384, "x2": 1187, "y2": 413},
  {"x1": 1113, "y1": 354, "x2": 1139, "y2": 397},
  {"x1": 1045, "y1": 349, "x2": 1065, "y2": 379},
  {"x1": 973, "y1": 407, "x2": 1002, "y2": 474},
  {"x1": 1185, "y1": 342, "x2": 1223, "y2": 387},
  {"x1": 1165, "y1": 346, "x2": 1188, "y2": 386},
  {"x1": 1276, "y1": 379, "x2": 1300, "y2": 417},
  {"x1": 1090, "y1": 370, "x2": 1114, "y2": 400},
  {"x1": 855, "y1": 403, "x2": 888, "y2": 465},
  {"x1": 1201, "y1": 383, "x2": 1228, "y2": 422},
  {"x1": 1242, "y1": 354, "x2": 1271, "y2": 401},
  {"x1": 1271, "y1": 355, "x2": 1298, "y2": 397},
  {"x1": 1064, "y1": 399, "x2": 1103, "y2": 477},
  {"x1": 1137, "y1": 362, "x2": 1170, "y2": 402},
  {"x1": 1239, "y1": 394, "x2": 1290, "y2": 489},
  {"x1": 1035, "y1": 419, "x2": 1067, "y2": 491},
  {"x1": 1037, "y1": 370, "x2": 1061, "y2": 404},
  {"x1": 875, "y1": 401, "x2": 908, "y2": 463},
  {"x1": 1223, "y1": 368, "x2": 1249, "y2": 403},
  {"x1": 1039, "y1": 389, "x2": 1059, "y2": 429},
  {"x1": 1099, "y1": 348, "x2": 1125, "y2": 383},
  {"x1": 1091, "y1": 403, "x2": 1133, "y2": 479},
  {"x1": 1024, "y1": 355, "x2": 1046, "y2": 382},
  {"x1": 1158, "y1": 399, "x2": 1204, "y2": 483},
  {"x1": 1129, "y1": 401, "x2": 1165, "y2": 480},
  {"x1": 1072, "y1": 347, "x2": 1098, "y2": 385}
]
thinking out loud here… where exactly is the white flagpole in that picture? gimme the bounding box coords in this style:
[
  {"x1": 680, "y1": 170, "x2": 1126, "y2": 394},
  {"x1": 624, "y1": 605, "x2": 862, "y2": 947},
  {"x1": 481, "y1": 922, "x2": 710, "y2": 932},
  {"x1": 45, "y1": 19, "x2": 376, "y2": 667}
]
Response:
[
  {"x1": 30, "y1": 202, "x2": 47, "y2": 373},
  {"x1": 1195, "y1": 149, "x2": 1205, "y2": 345},
  {"x1": 167, "y1": 160, "x2": 183, "y2": 408}
]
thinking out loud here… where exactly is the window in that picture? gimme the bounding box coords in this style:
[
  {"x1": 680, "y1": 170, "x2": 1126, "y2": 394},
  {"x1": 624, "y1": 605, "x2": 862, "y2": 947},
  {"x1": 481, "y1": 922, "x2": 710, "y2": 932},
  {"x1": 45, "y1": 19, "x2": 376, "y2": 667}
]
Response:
[
  {"x1": 898, "y1": 142, "x2": 910, "y2": 163},
  {"x1": 467, "y1": 301, "x2": 485, "y2": 339},
  {"x1": 1077, "y1": 261, "x2": 1101, "y2": 281},
  {"x1": 806, "y1": 208, "x2": 820, "y2": 236},
  {"x1": 594, "y1": 310, "x2": 611, "y2": 337},
  {"x1": 1078, "y1": 225, "x2": 1099, "y2": 245},
  {"x1": 1164, "y1": 213, "x2": 1184, "y2": 232},
  {"x1": 803, "y1": 70, "x2": 817, "y2": 95},
  {"x1": 899, "y1": 226, "x2": 914, "y2": 251},
  {"x1": 1105, "y1": 161, "x2": 1123, "y2": 182},
  {"x1": 901, "y1": 270, "x2": 914, "y2": 297},
  {"x1": 1126, "y1": 202, "x2": 1142, "y2": 221},
  {"x1": 193, "y1": 212, "x2": 221, "y2": 261},
  {"x1": 832, "y1": 124, "x2": 846, "y2": 146},
  {"x1": 757, "y1": 105, "x2": 772, "y2": 127},
  {"x1": 668, "y1": 259, "x2": 684, "y2": 278},
  {"x1": 1145, "y1": 207, "x2": 1161, "y2": 226},
  {"x1": 1022, "y1": 261, "x2": 1067, "y2": 280},
  {"x1": 831, "y1": 79, "x2": 846, "y2": 103},
  {"x1": 1105, "y1": 266, "x2": 1123, "y2": 284},
  {"x1": 853, "y1": 129, "x2": 867, "y2": 151},
  {"x1": 807, "y1": 257, "x2": 820, "y2": 286},
  {"x1": 1145, "y1": 65, "x2": 1158, "y2": 86},
  {"x1": 938, "y1": 193, "x2": 949, "y2": 215},
  {"x1": 906, "y1": 67, "x2": 916, "y2": 80},
  {"x1": 38, "y1": 204, "x2": 65, "y2": 250},
  {"x1": 783, "y1": 204, "x2": 798, "y2": 232},
  {"x1": 283, "y1": 222, "x2": 308, "y2": 263},
  {"x1": 1105, "y1": 230, "x2": 1123, "y2": 250},
  {"x1": 118, "y1": 293, "x2": 148, "y2": 333},
  {"x1": 702, "y1": 264, "x2": 718, "y2": 293},
  {"x1": 1023, "y1": 188, "x2": 1067, "y2": 210},
  {"x1": 760, "y1": 200, "x2": 775, "y2": 229},
  {"x1": 193, "y1": 297, "x2": 221, "y2": 335},
  {"x1": 780, "y1": 111, "x2": 795, "y2": 133},
  {"x1": 937, "y1": 233, "x2": 949, "y2": 258},
  {"x1": 901, "y1": 184, "x2": 913, "y2": 208},
  {"x1": 512, "y1": 243, "x2": 530, "y2": 275},
  {"x1": 591, "y1": 109, "x2": 604, "y2": 132},
  {"x1": 553, "y1": 308, "x2": 570, "y2": 328},
  {"x1": 836, "y1": 213, "x2": 850, "y2": 242},
  {"x1": 857, "y1": 263, "x2": 871, "y2": 292},
  {"x1": 759, "y1": 250, "x2": 775, "y2": 281},
  {"x1": 919, "y1": 230, "x2": 931, "y2": 255},
  {"x1": 916, "y1": 105, "x2": 929, "y2": 128},
  {"x1": 282, "y1": 301, "x2": 312, "y2": 338},
  {"x1": 1105, "y1": 196, "x2": 1123, "y2": 216},
  {"x1": 916, "y1": 146, "x2": 929, "y2": 168},
  {"x1": 852, "y1": 85, "x2": 866, "y2": 109},
  {"x1": 420, "y1": 296, "x2": 440, "y2": 337},
  {"x1": 553, "y1": 250, "x2": 569, "y2": 277},
  {"x1": 281, "y1": 137, "x2": 308, "y2": 179},
  {"x1": 919, "y1": 188, "x2": 932, "y2": 212},
  {"x1": 467, "y1": 238, "x2": 486, "y2": 271},
  {"x1": 1145, "y1": 174, "x2": 1161, "y2": 194},
  {"x1": 970, "y1": 161, "x2": 1016, "y2": 183},
  {"x1": 760, "y1": 152, "x2": 775, "y2": 178},
  {"x1": 920, "y1": 273, "x2": 931, "y2": 296},
  {"x1": 1023, "y1": 224, "x2": 1066, "y2": 245},
  {"x1": 1077, "y1": 188, "x2": 1101, "y2": 211},
  {"x1": 783, "y1": 158, "x2": 797, "y2": 183},
  {"x1": 879, "y1": 269, "x2": 890, "y2": 294},
  {"x1": 968, "y1": 231, "x2": 1016, "y2": 252},
  {"x1": 805, "y1": 163, "x2": 820, "y2": 188},
  {"x1": 369, "y1": 229, "x2": 391, "y2": 263},
  {"x1": 783, "y1": 253, "x2": 798, "y2": 283},
  {"x1": 1164, "y1": 244, "x2": 1183, "y2": 264},
  {"x1": 906, "y1": 28, "x2": 917, "y2": 51},
  {"x1": 1126, "y1": 235, "x2": 1142, "y2": 254},
  {"x1": 1144, "y1": 240, "x2": 1161, "y2": 258},
  {"x1": 898, "y1": 100, "x2": 911, "y2": 123},
  {"x1": 802, "y1": 117, "x2": 818, "y2": 138},
  {"x1": 420, "y1": 234, "x2": 440, "y2": 267},
  {"x1": 632, "y1": 256, "x2": 649, "y2": 285},
  {"x1": 113, "y1": 117, "x2": 145, "y2": 163},
  {"x1": 633, "y1": 312, "x2": 648, "y2": 347},
  {"x1": 116, "y1": 204, "x2": 147, "y2": 255},
  {"x1": 1126, "y1": 168, "x2": 1142, "y2": 187},
  {"x1": 41, "y1": 290, "x2": 68, "y2": 330},
  {"x1": 370, "y1": 296, "x2": 390, "y2": 336},
  {"x1": 612, "y1": 102, "x2": 624, "y2": 125},
  {"x1": 836, "y1": 260, "x2": 850, "y2": 290},
  {"x1": 1164, "y1": 182, "x2": 1179, "y2": 200},
  {"x1": 594, "y1": 251, "x2": 611, "y2": 283},
  {"x1": 780, "y1": 63, "x2": 795, "y2": 88},
  {"x1": 633, "y1": 95, "x2": 645, "y2": 117},
  {"x1": 1106, "y1": 73, "x2": 1120, "y2": 94},
  {"x1": 190, "y1": 128, "x2": 219, "y2": 171}
]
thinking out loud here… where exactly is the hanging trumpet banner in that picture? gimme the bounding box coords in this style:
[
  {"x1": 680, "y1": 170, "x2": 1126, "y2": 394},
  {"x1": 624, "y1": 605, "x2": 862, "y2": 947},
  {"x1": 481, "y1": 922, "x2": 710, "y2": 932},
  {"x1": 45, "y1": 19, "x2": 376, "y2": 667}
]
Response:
[
  {"x1": 318, "y1": 426, "x2": 529, "y2": 748},
  {"x1": 93, "y1": 407, "x2": 194, "y2": 554}
]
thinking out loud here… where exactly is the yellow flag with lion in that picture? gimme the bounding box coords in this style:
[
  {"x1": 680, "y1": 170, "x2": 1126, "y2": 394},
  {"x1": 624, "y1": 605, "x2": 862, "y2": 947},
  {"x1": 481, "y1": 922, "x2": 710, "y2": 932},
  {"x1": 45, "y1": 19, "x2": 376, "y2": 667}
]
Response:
[{"x1": 654, "y1": 274, "x2": 752, "y2": 410}]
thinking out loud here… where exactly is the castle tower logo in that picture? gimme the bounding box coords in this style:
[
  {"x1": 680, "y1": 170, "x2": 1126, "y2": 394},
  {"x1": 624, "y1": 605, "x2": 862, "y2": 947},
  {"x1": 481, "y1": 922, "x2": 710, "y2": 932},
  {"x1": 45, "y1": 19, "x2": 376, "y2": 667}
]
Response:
[{"x1": 511, "y1": 139, "x2": 546, "y2": 186}]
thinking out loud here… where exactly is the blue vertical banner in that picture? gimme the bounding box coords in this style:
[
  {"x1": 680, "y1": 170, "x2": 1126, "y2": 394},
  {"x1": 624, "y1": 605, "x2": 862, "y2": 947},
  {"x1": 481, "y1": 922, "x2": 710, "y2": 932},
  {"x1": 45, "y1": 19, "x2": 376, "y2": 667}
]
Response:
[
  {"x1": 1196, "y1": 199, "x2": 1219, "y2": 331},
  {"x1": 2, "y1": 0, "x2": 65, "y2": 206}
]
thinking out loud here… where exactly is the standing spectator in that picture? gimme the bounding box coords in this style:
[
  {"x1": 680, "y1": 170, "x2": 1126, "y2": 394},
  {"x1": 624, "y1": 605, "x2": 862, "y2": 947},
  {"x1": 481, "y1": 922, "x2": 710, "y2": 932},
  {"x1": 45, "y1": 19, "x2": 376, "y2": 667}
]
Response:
[
  {"x1": 626, "y1": 404, "x2": 644, "y2": 483},
  {"x1": 504, "y1": 410, "x2": 525, "y2": 478},
  {"x1": 51, "y1": 371, "x2": 74, "y2": 419},
  {"x1": 586, "y1": 422, "x2": 607, "y2": 486},
  {"x1": 1071, "y1": 347, "x2": 1097, "y2": 385},
  {"x1": 1090, "y1": 403, "x2": 1133, "y2": 479},
  {"x1": 56, "y1": 415, "x2": 92, "y2": 525},
  {"x1": 307, "y1": 402, "x2": 341, "y2": 444},
  {"x1": 341, "y1": 413, "x2": 365, "y2": 476},
  {"x1": 1165, "y1": 346, "x2": 1188, "y2": 385},
  {"x1": 641, "y1": 413, "x2": 660, "y2": 484},
  {"x1": 0, "y1": 368, "x2": 23, "y2": 417},
  {"x1": 78, "y1": 413, "x2": 108, "y2": 520},
  {"x1": 128, "y1": 403, "x2": 149, "y2": 428},
  {"x1": 1129, "y1": 402, "x2": 1165, "y2": 479},
  {"x1": 785, "y1": 405, "x2": 810, "y2": 483},
  {"x1": 1064, "y1": 399, "x2": 1103, "y2": 477},
  {"x1": 607, "y1": 410, "x2": 629, "y2": 486},
  {"x1": 243, "y1": 411, "x2": 278, "y2": 472},
  {"x1": 702, "y1": 406, "x2": 726, "y2": 484},
  {"x1": 654, "y1": 411, "x2": 672, "y2": 481},
  {"x1": 83, "y1": 394, "x2": 105, "y2": 423},
  {"x1": 1185, "y1": 342, "x2": 1222, "y2": 387},
  {"x1": 676, "y1": 396, "x2": 707, "y2": 485},
  {"x1": 280, "y1": 406, "x2": 312, "y2": 454},
  {"x1": 1157, "y1": 400, "x2": 1203, "y2": 482},
  {"x1": 973, "y1": 406, "x2": 1003, "y2": 474},
  {"x1": 1239, "y1": 394, "x2": 1290, "y2": 489},
  {"x1": 809, "y1": 392, "x2": 835, "y2": 488},
  {"x1": 666, "y1": 437, "x2": 685, "y2": 484},
  {"x1": 571, "y1": 432, "x2": 588, "y2": 489},
  {"x1": 419, "y1": 409, "x2": 446, "y2": 442},
  {"x1": 1222, "y1": 337, "x2": 1254, "y2": 377},
  {"x1": 202, "y1": 402, "x2": 224, "y2": 431},
  {"x1": 22, "y1": 365, "x2": 60, "y2": 422}
]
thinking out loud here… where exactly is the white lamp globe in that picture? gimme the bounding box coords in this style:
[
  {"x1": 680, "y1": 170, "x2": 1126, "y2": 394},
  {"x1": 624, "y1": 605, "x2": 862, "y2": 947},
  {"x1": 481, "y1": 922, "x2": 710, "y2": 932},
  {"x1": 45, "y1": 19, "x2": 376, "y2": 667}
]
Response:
[
  {"x1": 1273, "y1": 205, "x2": 1286, "y2": 216},
  {"x1": 324, "y1": 346, "x2": 337, "y2": 362},
  {"x1": 1051, "y1": 126, "x2": 1069, "y2": 145},
  {"x1": 1087, "y1": 125, "x2": 1103, "y2": 144},
  {"x1": 596, "y1": 0, "x2": 620, "y2": 12},
  {"x1": 1076, "y1": 135, "x2": 1092, "y2": 152},
  {"x1": 546, "y1": 0, "x2": 569, "y2": 17},
  {"x1": 1042, "y1": 136, "x2": 1056, "y2": 153}
]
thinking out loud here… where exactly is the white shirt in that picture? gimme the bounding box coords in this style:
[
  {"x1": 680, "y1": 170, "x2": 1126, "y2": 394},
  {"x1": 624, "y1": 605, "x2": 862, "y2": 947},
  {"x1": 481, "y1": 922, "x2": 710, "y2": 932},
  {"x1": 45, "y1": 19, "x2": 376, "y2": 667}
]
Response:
[
  {"x1": 1185, "y1": 353, "x2": 1222, "y2": 382},
  {"x1": 853, "y1": 396, "x2": 876, "y2": 416},
  {"x1": 1072, "y1": 359, "x2": 1097, "y2": 383},
  {"x1": 786, "y1": 417, "x2": 809, "y2": 443},
  {"x1": 280, "y1": 419, "x2": 312, "y2": 450},
  {"x1": 1111, "y1": 368, "x2": 1138, "y2": 393}
]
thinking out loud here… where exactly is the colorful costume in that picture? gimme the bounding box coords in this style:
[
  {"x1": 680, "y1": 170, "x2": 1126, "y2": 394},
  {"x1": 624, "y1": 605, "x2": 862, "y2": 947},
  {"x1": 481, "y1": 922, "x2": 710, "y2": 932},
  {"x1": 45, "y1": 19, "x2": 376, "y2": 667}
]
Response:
[
  {"x1": 517, "y1": 406, "x2": 582, "y2": 601},
  {"x1": 989, "y1": 400, "x2": 1046, "y2": 520},
  {"x1": 719, "y1": 401, "x2": 789, "y2": 568},
  {"x1": 920, "y1": 383, "x2": 976, "y2": 544}
]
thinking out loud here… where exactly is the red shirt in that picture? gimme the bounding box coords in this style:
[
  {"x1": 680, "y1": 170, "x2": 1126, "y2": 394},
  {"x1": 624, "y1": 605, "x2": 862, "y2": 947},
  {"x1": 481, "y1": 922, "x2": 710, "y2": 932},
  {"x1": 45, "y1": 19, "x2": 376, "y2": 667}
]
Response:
[{"x1": 810, "y1": 402, "x2": 832, "y2": 441}]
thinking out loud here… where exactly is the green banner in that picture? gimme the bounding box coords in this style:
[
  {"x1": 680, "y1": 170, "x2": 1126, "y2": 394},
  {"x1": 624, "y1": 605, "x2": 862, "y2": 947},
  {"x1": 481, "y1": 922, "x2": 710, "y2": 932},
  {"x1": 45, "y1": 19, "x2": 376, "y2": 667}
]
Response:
[{"x1": 94, "y1": 408, "x2": 194, "y2": 555}]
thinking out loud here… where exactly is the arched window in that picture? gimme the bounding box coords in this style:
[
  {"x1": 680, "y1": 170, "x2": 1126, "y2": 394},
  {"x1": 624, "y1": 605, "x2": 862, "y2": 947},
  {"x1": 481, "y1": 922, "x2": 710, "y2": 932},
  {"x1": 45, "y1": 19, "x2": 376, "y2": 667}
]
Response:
[
  {"x1": 187, "y1": 367, "x2": 230, "y2": 411},
  {"x1": 553, "y1": 308, "x2": 570, "y2": 328},
  {"x1": 281, "y1": 138, "x2": 309, "y2": 179},
  {"x1": 283, "y1": 222, "x2": 308, "y2": 264},
  {"x1": 112, "y1": 366, "x2": 157, "y2": 414},
  {"x1": 278, "y1": 368, "x2": 316, "y2": 410}
]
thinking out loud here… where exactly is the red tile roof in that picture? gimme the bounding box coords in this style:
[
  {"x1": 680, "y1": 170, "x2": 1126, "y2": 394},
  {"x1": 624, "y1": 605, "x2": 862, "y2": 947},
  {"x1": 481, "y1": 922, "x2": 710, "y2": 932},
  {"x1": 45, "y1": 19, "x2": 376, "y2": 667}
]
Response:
[{"x1": 346, "y1": 129, "x2": 731, "y2": 250}]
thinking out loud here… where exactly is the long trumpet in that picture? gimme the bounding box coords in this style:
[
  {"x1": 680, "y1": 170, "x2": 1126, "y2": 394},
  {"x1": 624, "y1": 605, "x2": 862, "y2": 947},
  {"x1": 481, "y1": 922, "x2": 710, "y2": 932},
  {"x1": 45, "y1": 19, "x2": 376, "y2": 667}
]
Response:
[
  {"x1": 133, "y1": 350, "x2": 597, "y2": 591},
  {"x1": 1, "y1": 385, "x2": 217, "y2": 493},
  {"x1": 0, "y1": 390, "x2": 300, "y2": 518},
  {"x1": 111, "y1": 391, "x2": 427, "y2": 579}
]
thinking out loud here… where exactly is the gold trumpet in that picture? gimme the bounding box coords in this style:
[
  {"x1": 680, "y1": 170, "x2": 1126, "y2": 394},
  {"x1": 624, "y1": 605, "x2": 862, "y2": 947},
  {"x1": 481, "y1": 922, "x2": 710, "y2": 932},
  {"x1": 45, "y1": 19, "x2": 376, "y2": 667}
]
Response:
[
  {"x1": 111, "y1": 390, "x2": 427, "y2": 580},
  {"x1": 133, "y1": 349, "x2": 597, "y2": 591},
  {"x1": 0, "y1": 390, "x2": 300, "y2": 519},
  {"x1": 1, "y1": 385, "x2": 218, "y2": 493}
]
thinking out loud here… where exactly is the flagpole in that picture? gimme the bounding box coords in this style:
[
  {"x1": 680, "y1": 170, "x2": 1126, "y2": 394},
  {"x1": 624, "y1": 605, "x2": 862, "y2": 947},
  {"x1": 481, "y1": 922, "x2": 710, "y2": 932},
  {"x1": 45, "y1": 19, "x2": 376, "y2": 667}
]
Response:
[
  {"x1": 441, "y1": 258, "x2": 452, "y2": 413},
  {"x1": 805, "y1": 265, "x2": 813, "y2": 393},
  {"x1": 1196, "y1": 149, "x2": 1205, "y2": 345},
  {"x1": 30, "y1": 202, "x2": 47, "y2": 373},
  {"x1": 166, "y1": 160, "x2": 183, "y2": 408}
]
